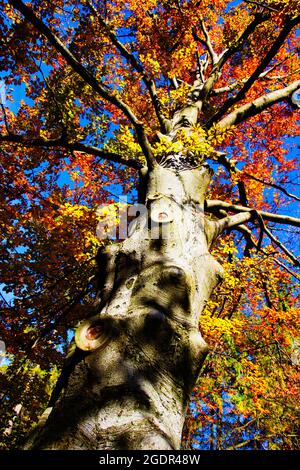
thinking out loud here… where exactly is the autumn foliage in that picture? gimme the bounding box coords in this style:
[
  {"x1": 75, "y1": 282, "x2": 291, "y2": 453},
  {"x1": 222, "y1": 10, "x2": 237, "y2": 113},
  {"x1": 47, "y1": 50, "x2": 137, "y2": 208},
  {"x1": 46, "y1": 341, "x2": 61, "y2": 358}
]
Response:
[{"x1": 0, "y1": 0, "x2": 299, "y2": 450}]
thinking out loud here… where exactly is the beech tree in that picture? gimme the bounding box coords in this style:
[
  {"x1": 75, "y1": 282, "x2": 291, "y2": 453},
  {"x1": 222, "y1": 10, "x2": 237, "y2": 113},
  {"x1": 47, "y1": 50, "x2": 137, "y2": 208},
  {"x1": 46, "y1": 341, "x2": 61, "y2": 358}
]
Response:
[{"x1": 0, "y1": 0, "x2": 299, "y2": 450}]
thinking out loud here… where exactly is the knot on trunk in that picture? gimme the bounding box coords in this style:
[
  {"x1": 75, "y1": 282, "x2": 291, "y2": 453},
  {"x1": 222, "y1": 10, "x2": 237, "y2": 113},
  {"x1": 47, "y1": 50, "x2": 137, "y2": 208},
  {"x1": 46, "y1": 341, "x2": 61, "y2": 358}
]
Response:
[{"x1": 75, "y1": 316, "x2": 113, "y2": 351}]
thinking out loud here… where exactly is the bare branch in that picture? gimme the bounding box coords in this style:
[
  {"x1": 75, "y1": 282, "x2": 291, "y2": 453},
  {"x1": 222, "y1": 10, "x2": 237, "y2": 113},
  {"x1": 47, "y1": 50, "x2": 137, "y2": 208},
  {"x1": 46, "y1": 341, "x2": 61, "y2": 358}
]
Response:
[
  {"x1": 206, "y1": 199, "x2": 300, "y2": 228},
  {"x1": 214, "y1": 208, "x2": 264, "y2": 251},
  {"x1": 245, "y1": 208, "x2": 299, "y2": 265},
  {"x1": 265, "y1": 67, "x2": 300, "y2": 81},
  {"x1": 192, "y1": 30, "x2": 209, "y2": 55},
  {"x1": 251, "y1": 209, "x2": 265, "y2": 250},
  {"x1": 8, "y1": 0, "x2": 155, "y2": 168},
  {"x1": 216, "y1": 80, "x2": 300, "y2": 128},
  {"x1": 170, "y1": 77, "x2": 180, "y2": 89},
  {"x1": 200, "y1": 18, "x2": 218, "y2": 64},
  {"x1": 0, "y1": 133, "x2": 142, "y2": 170},
  {"x1": 196, "y1": 50, "x2": 206, "y2": 84},
  {"x1": 237, "y1": 223, "x2": 263, "y2": 251},
  {"x1": 212, "y1": 55, "x2": 298, "y2": 95},
  {"x1": 272, "y1": 258, "x2": 300, "y2": 282},
  {"x1": 212, "y1": 81, "x2": 244, "y2": 95},
  {"x1": 260, "y1": 52, "x2": 298, "y2": 78}
]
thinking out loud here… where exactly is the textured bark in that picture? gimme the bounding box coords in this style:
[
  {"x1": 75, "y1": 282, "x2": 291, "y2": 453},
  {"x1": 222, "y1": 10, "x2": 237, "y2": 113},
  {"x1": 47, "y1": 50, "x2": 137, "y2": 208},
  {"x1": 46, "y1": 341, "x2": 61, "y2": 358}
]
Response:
[
  {"x1": 7, "y1": 0, "x2": 300, "y2": 453},
  {"x1": 23, "y1": 163, "x2": 223, "y2": 450}
]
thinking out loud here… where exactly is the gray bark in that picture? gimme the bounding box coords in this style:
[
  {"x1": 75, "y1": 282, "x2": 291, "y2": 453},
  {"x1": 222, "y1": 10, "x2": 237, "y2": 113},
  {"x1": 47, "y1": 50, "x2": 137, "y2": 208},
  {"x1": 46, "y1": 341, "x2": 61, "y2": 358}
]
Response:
[
  {"x1": 21, "y1": 45, "x2": 225, "y2": 449},
  {"x1": 23, "y1": 161, "x2": 223, "y2": 450},
  {"x1": 7, "y1": 0, "x2": 300, "y2": 452}
]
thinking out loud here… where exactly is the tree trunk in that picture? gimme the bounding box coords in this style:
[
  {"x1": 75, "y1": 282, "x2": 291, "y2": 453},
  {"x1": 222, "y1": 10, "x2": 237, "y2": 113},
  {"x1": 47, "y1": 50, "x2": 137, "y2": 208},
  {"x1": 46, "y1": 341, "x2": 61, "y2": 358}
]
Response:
[{"x1": 23, "y1": 160, "x2": 223, "y2": 450}]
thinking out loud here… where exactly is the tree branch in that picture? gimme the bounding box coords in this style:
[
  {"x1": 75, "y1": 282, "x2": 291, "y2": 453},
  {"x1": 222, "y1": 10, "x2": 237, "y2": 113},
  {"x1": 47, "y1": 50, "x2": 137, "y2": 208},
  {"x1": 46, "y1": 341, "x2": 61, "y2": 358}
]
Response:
[
  {"x1": 200, "y1": 18, "x2": 218, "y2": 65},
  {"x1": 243, "y1": 172, "x2": 300, "y2": 202},
  {"x1": 244, "y1": 0, "x2": 279, "y2": 13},
  {"x1": 262, "y1": 222, "x2": 300, "y2": 266},
  {"x1": 211, "y1": 54, "x2": 298, "y2": 95},
  {"x1": 196, "y1": 50, "x2": 208, "y2": 84},
  {"x1": 193, "y1": 18, "x2": 218, "y2": 65},
  {"x1": 0, "y1": 103, "x2": 11, "y2": 134},
  {"x1": 8, "y1": 0, "x2": 155, "y2": 168},
  {"x1": 215, "y1": 153, "x2": 300, "y2": 202},
  {"x1": 216, "y1": 79, "x2": 300, "y2": 128},
  {"x1": 272, "y1": 258, "x2": 300, "y2": 282},
  {"x1": 213, "y1": 209, "x2": 264, "y2": 250},
  {"x1": 216, "y1": 13, "x2": 269, "y2": 71},
  {"x1": 0, "y1": 133, "x2": 142, "y2": 170},
  {"x1": 212, "y1": 81, "x2": 244, "y2": 95},
  {"x1": 206, "y1": 199, "x2": 300, "y2": 228},
  {"x1": 236, "y1": 225, "x2": 300, "y2": 281},
  {"x1": 191, "y1": 14, "x2": 268, "y2": 104},
  {"x1": 246, "y1": 208, "x2": 299, "y2": 265},
  {"x1": 84, "y1": 0, "x2": 170, "y2": 135},
  {"x1": 170, "y1": 77, "x2": 180, "y2": 89},
  {"x1": 208, "y1": 16, "x2": 300, "y2": 126},
  {"x1": 215, "y1": 211, "x2": 253, "y2": 235}
]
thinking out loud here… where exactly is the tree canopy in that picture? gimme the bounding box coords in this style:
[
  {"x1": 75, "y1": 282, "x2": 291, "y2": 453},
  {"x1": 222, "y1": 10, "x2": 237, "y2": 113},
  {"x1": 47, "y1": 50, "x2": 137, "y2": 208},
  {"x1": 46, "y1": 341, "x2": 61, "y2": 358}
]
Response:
[{"x1": 0, "y1": 0, "x2": 299, "y2": 450}]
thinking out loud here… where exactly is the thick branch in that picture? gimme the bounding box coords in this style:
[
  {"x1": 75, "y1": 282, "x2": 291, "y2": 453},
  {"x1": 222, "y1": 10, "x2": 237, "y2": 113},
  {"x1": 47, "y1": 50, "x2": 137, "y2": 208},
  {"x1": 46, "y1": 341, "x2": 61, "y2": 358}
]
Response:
[
  {"x1": 8, "y1": 0, "x2": 155, "y2": 168},
  {"x1": 206, "y1": 200, "x2": 300, "y2": 228},
  {"x1": 193, "y1": 19, "x2": 218, "y2": 65},
  {"x1": 217, "y1": 13, "x2": 269, "y2": 71},
  {"x1": 208, "y1": 16, "x2": 300, "y2": 126},
  {"x1": 215, "y1": 211, "x2": 253, "y2": 235},
  {"x1": 192, "y1": 14, "x2": 268, "y2": 103},
  {"x1": 0, "y1": 134, "x2": 142, "y2": 170},
  {"x1": 213, "y1": 209, "x2": 264, "y2": 250},
  {"x1": 211, "y1": 59, "x2": 296, "y2": 95},
  {"x1": 216, "y1": 80, "x2": 300, "y2": 128}
]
